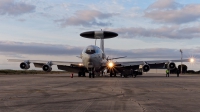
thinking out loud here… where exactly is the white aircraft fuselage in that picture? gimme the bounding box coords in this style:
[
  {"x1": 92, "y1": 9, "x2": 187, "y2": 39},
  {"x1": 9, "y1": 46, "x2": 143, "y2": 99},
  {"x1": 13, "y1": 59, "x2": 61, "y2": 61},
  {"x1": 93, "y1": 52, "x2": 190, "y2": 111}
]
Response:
[{"x1": 81, "y1": 45, "x2": 106, "y2": 71}]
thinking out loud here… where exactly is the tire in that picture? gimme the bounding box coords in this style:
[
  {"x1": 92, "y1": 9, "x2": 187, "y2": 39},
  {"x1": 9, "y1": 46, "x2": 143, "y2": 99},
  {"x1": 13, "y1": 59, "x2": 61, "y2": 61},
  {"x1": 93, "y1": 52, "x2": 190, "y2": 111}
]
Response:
[
  {"x1": 89, "y1": 73, "x2": 91, "y2": 78},
  {"x1": 83, "y1": 72, "x2": 86, "y2": 77},
  {"x1": 78, "y1": 72, "x2": 81, "y2": 77},
  {"x1": 124, "y1": 74, "x2": 127, "y2": 78},
  {"x1": 110, "y1": 72, "x2": 113, "y2": 77},
  {"x1": 114, "y1": 73, "x2": 117, "y2": 77},
  {"x1": 92, "y1": 73, "x2": 95, "y2": 78}
]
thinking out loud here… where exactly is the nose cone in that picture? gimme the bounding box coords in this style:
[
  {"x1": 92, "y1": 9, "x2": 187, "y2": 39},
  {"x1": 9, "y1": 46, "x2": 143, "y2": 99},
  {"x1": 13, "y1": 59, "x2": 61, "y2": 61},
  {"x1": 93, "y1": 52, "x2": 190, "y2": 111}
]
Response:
[
  {"x1": 88, "y1": 56, "x2": 93, "y2": 62},
  {"x1": 83, "y1": 54, "x2": 93, "y2": 62},
  {"x1": 85, "y1": 55, "x2": 94, "y2": 68}
]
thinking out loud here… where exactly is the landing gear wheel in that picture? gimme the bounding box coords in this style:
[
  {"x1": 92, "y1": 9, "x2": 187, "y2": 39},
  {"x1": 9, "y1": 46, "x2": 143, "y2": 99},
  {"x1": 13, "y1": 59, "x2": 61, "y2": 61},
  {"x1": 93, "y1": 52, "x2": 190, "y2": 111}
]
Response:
[
  {"x1": 83, "y1": 72, "x2": 86, "y2": 77},
  {"x1": 124, "y1": 74, "x2": 127, "y2": 78},
  {"x1": 78, "y1": 72, "x2": 81, "y2": 77},
  {"x1": 89, "y1": 73, "x2": 91, "y2": 78},
  {"x1": 92, "y1": 73, "x2": 95, "y2": 78}
]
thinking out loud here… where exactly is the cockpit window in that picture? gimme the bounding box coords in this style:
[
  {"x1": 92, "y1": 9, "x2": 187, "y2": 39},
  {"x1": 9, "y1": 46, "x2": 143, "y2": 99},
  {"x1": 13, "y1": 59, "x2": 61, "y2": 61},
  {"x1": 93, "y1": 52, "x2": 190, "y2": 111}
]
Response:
[
  {"x1": 85, "y1": 49, "x2": 95, "y2": 54},
  {"x1": 83, "y1": 45, "x2": 103, "y2": 54}
]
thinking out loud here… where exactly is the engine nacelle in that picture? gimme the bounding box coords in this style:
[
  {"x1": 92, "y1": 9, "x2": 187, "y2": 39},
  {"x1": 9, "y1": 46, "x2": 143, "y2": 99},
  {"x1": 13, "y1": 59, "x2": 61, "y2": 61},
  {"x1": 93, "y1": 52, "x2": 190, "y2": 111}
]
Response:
[
  {"x1": 168, "y1": 62, "x2": 176, "y2": 70},
  {"x1": 143, "y1": 64, "x2": 150, "y2": 72},
  {"x1": 42, "y1": 64, "x2": 52, "y2": 72},
  {"x1": 20, "y1": 62, "x2": 30, "y2": 69}
]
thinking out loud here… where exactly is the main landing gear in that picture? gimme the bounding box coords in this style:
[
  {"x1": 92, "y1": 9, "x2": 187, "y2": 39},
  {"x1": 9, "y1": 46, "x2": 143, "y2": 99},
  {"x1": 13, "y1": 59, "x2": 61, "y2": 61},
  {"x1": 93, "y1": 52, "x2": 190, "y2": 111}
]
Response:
[
  {"x1": 110, "y1": 72, "x2": 116, "y2": 77},
  {"x1": 78, "y1": 72, "x2": 86, "y2": 77},
  {"x1": 88, "y1": 68, "x2": 95, "y2": 78},
  {"x1": 89, "y1": 72, "x2": 95, "y2": 78}
]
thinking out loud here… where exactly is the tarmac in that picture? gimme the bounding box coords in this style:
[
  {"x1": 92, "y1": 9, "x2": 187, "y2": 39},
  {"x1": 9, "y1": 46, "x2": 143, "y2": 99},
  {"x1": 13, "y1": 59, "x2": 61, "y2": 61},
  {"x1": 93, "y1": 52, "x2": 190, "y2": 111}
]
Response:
[{"x1": 0, "y1": 73, "x2": 200, "y2": 112}]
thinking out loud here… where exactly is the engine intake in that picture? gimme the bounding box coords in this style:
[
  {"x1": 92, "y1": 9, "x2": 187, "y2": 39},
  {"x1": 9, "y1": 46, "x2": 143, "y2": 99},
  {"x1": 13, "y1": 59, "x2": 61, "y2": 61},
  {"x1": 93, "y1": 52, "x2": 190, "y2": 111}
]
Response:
[
  {"x1": 42, "y1": 64, "x2": 52, "y2": 72},
  {"x1": 20, "y1": 62, "x2": 30, "y2": 69},
  {"x1": 168, "y1": 62, "x2": 176, "y2": 70},
  {"x1": 143, "y1": 64, "x2": 150, "y2": 72}
]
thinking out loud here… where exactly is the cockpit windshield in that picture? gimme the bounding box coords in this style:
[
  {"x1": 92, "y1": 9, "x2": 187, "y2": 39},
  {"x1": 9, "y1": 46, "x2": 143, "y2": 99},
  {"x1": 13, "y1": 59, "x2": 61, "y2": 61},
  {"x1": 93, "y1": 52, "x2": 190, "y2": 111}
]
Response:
[
  {"x1": 85, "y1": 46, "x2": 96, "y2": 54},
  {"x1": 83, "y1": 45, "x2": 102, "y2": 55},
  {"x1": 85, "y1": 49, "x2": 96, "y2": 54}
]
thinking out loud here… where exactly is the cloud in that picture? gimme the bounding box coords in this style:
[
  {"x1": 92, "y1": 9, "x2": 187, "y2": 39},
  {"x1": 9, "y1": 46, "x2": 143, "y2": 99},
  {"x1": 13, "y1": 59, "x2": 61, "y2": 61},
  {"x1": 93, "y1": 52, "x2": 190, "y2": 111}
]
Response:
[
  {"x1": 145, "y1": 0, "x2": 200, "y2": 24},
  {"x1": 17, "y1": 18, "x2": 26, "y2": 22},
  {"x1": 55, "y1": 10, "x2": 117, "y2": 27},
  {"x1": 147, "y1": 0, "x2": 182, "y2": 10},
  {"x1": 0, "y1": 41, "x2": 198, "y2": 60},
  {"x1": 109, "y1": 25, "x2": 200, "y2": 39},
  {"x1": 0, "y1": 0, "x2": 35, "y2": 16},
  {"x1": 0, "y1": 41, "x2": 83, "y2": 56}
]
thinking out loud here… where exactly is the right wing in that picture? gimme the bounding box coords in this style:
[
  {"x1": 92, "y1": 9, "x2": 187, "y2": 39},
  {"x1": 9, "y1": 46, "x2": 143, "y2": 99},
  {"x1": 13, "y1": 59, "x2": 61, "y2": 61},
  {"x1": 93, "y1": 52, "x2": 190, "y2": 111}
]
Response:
[
  {"x1": 8, "y1": 59, "x2": 85, "y2": 73},
  {"x1": 8, "y1": 59, "x2": 81, "y2": 65}
]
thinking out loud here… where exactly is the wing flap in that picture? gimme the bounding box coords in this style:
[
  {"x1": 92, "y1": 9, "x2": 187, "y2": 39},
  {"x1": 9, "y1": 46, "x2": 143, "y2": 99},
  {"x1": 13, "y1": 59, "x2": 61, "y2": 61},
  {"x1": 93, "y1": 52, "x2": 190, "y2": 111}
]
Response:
[
  {"x1": 149, "y1": 63, "x2": 165, "y2": 69},
  {"x1": 57, "y1": 65, "x2": 83, "y2": 72},
  {"x1": 33, "y1": 63, "x2": 44, "y2": 68}
]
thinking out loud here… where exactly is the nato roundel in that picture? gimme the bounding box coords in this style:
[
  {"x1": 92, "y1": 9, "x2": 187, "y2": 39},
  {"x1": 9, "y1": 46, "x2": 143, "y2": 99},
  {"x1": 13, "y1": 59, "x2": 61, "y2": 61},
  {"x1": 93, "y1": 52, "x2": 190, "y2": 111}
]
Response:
[{"x1": 80, "y1": 31, "x2": 118, "y2": 39}]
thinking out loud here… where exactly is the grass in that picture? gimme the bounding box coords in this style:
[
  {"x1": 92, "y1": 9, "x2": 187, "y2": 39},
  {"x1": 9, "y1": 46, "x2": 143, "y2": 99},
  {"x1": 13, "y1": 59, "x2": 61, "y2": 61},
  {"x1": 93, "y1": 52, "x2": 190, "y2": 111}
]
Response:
[{"x1": 0, "y1": 70, "x2": 68, "y2": 75}]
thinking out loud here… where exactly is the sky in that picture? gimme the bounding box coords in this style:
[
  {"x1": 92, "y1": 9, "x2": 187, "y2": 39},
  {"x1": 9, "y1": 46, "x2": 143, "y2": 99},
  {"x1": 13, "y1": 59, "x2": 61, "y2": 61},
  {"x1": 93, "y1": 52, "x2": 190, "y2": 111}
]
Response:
[{"x1": 0, "y1": 0, "x2": 200, "y2": 70}]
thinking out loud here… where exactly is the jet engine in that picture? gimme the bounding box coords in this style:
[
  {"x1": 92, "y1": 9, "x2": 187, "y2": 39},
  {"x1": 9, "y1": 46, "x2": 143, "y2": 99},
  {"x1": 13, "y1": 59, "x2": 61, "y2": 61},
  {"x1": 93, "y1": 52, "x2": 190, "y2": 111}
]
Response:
[
  {"x1": 20, "y1": 62, "x2": 30, "y2": 69},
  {"x1": 143, "y1": 64, "x2": 150, "y2": 72},
  {"x1": 42, "y1": 64, "x2": 52, "y2": 72},
  {"x1": 167, "y1": 62, "x2": 176, "y2": 70}
]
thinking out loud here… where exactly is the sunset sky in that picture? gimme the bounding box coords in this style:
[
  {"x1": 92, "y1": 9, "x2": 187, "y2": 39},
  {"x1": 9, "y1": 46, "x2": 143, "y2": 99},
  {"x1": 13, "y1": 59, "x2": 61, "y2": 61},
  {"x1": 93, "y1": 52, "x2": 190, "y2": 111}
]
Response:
[{"x1": 0, "y1": 0, "x2": 200, "y2": 70}]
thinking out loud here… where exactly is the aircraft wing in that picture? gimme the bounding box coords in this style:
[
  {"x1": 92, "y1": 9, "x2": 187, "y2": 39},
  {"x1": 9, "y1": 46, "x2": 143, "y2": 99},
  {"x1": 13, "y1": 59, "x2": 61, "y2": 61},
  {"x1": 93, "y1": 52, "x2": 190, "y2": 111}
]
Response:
[
  {"x1": 8, "y1": 59, "x2": 81, "y2": 65},
  {"x1": 8, "y1": 59, "x2": 84, "y2": 73},
  {"x1": 114, "y1": 58, "x2": 192, "y2": 66},
  {"x1": 105, "y1": 58, "x2": 194, "y2": 73}
]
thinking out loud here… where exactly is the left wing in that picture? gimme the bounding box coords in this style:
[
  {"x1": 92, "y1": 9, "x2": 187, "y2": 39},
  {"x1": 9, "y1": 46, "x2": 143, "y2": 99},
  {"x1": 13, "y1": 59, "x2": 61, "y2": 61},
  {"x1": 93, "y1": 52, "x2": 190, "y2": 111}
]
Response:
[{"x1": 114, "y1": 58, "x2": 192, "y2": 66}]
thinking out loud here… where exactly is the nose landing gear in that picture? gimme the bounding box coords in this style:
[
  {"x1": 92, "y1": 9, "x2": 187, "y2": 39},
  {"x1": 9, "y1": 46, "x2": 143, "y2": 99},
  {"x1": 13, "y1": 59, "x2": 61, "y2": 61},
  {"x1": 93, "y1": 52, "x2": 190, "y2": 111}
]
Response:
[
  {"x1": 89, "y1": 72, "x2": 95, "y2": 78},
  {"x1": 88, "y1": 68, "x2": 95, "y2": 78}
]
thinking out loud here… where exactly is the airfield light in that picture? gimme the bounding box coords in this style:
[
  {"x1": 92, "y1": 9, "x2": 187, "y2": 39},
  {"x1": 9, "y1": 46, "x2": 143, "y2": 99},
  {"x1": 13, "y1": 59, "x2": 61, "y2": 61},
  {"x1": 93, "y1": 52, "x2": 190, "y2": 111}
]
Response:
[
  {"x1": 108, "y1": 62, "x2": 114, "y2": 68},
  {"x1": 79, "y1": 63, "x2": 83, "y2": 66},
  {"x1": 190, "y1": 58, "x2": 194, "y2": 63}
]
